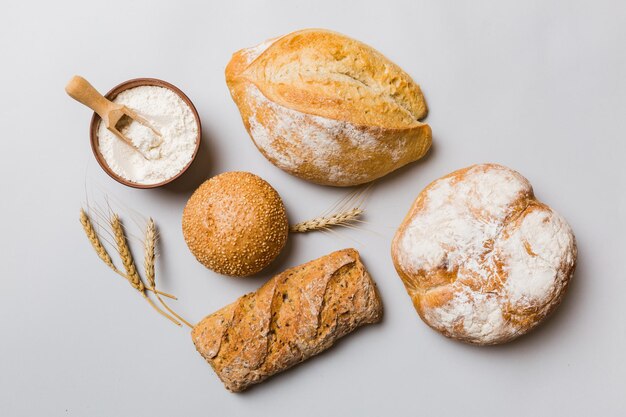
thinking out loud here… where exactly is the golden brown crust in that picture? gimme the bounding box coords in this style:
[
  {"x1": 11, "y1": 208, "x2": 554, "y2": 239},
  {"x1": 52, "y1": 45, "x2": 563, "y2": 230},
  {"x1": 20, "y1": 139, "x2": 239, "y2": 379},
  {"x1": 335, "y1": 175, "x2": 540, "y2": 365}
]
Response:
[
  {"x1": 182, "y1": 172, "x2": 288, "y2": 277},
  {"x1": 391, "y1": 164, "x2": 577, "y2": 345},
  {"x1": 225, "y1": 29, "x2": 432, "y2": 187},
  {"x1": 192, "y1": 249, "x2": 383, "y2": 392}
]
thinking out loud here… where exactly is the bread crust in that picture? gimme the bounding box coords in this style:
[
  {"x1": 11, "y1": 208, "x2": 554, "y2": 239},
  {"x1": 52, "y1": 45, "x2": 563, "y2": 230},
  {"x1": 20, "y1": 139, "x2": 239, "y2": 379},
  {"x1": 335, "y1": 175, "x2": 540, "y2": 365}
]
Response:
[
  {"x1": 226, "y1": 29, "x2": 432, "y2": 186},
  {"x1": 391, "y1": 164, "x2": 577, "y2": 345},
  {"x1": 192, "y1": 249, "x2": 383, "y2": 391}
]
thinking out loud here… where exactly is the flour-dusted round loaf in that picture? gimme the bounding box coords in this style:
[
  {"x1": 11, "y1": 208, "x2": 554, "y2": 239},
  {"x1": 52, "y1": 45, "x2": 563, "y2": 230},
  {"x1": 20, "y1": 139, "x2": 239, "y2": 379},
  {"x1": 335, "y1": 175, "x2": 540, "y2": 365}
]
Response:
[
  {"x1": 391, "y1": 164, "x2": 577, "y2": 345},
  {"x1": 182, "y1": 171, "x2": 288, "y2": 277},
  {"x1": 226, "y1": 29, "x2": 432, "y2": 187}
]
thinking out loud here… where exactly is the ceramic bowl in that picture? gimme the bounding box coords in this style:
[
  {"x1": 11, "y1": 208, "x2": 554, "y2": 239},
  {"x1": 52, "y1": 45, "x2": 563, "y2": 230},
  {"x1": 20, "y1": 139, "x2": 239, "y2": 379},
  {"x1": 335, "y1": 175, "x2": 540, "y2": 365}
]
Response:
[{"x1": 89, "y1": 78, "x2": 202, "y2": 189}]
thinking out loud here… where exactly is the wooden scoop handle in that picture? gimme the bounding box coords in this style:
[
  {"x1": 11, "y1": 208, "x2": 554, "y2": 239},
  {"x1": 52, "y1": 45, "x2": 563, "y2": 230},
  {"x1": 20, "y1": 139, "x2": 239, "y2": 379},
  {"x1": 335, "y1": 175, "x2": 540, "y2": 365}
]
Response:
[{"x1": 65, "y1": 76, "x2": 119, "y2": 121}]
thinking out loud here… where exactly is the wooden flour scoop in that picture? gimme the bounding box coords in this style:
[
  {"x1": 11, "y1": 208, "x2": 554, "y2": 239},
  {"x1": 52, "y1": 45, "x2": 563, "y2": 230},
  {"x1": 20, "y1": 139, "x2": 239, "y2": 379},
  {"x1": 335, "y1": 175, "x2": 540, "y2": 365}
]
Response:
[{"x1": 65, "y1": 75, "x2": 162, "y2": 158}]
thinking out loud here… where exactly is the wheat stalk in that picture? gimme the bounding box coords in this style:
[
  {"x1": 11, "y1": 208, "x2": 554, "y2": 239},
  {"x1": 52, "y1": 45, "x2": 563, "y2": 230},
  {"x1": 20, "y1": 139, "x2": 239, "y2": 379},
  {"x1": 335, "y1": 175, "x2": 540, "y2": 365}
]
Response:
[
  {"x1": 80, "y1": 208, "x2": 183, "y2": 326},
  {"x1": 111, "y1": 214, "x2": 182, "y2": 326},
  {"x1": 111, "y1": 214, "x2": 145, "y2": 292},
  {"x1": 80, "y1": 209, "x2": 126, "y2": 278},
  {"x1": 144, "y1": 218, "x2": 157, "y2": 289},
  {"x1": 143, "y1": 219, "x2": 193, "y2": 328},
  {"x1": 290, "y1": 208, "x2": 364, "y2": 233},
  {"x1": 80, "y1": 209, "x2": 176, "y2": 299},
  {"x1": 290, "y1": 185, "x2": 371, "y2": 233}
]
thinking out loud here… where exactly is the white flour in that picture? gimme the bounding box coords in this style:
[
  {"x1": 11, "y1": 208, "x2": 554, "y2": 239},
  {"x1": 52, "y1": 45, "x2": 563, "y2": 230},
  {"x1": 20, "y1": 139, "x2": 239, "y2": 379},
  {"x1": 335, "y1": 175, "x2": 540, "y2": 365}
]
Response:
[{"x1": 97, "y1": 85, "x2": 198, "y2": 185}]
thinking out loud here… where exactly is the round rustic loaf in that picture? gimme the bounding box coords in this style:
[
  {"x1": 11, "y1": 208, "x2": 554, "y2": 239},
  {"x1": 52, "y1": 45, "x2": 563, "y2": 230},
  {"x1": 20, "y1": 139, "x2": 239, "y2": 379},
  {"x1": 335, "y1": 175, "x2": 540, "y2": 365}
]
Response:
[
  {"x1": 182, "y1": 171, "x2": 288, "y2": 277},
  {"x1": 391, "y1": 164, "x2": 577, "y2": 345},
  {"x1": 226, "y1": 29, "x2": 432, "y2": 187}
]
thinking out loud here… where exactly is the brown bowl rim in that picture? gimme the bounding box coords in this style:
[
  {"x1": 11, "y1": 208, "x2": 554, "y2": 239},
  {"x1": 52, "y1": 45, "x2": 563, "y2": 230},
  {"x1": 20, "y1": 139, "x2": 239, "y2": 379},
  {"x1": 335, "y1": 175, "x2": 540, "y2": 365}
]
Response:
[{"x1": 89, "y1": 78, "x2": 202, "y2": 189}]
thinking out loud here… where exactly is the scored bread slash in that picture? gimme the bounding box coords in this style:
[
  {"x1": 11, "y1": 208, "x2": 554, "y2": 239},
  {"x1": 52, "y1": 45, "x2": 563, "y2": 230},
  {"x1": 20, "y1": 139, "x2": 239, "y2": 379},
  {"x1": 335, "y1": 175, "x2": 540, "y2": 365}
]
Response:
[{"x1": 191, "y1": 248, "x2": 383, "y2": 392}]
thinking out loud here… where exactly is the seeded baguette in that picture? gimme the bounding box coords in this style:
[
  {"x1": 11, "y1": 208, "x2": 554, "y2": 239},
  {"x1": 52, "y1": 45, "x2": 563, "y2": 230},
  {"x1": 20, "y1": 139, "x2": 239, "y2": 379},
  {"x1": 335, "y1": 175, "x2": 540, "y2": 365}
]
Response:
[{"x1": 191, "y1": 249, "x2": 383, "y2": 392}]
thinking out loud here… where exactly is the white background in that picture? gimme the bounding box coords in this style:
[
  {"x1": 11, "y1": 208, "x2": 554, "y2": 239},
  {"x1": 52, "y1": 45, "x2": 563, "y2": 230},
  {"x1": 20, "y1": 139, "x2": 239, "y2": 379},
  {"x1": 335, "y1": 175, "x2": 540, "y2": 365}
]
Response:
[{"x1": 1, "y1": 1, "x2": 625, "y2": 415}]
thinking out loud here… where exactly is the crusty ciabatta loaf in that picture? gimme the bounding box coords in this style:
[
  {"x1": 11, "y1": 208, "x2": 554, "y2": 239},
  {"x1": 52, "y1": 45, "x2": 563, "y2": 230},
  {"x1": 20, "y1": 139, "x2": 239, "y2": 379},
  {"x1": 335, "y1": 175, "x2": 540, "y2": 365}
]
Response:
[
  {"x1": 226, "y1": 29, "x2": 432, "y2": 186},
  {"x1": 192, "y1": 249, "x2": 383, "y2": 392},
  {"x1": 391, "y1": 164, "x2": 577, "y2": 345}
]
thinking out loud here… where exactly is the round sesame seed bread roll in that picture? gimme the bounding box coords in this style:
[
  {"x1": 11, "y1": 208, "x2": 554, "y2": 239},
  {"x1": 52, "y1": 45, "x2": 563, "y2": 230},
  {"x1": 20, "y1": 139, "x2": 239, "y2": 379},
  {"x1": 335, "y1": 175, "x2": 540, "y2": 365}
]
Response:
[
  {"x1": 226, "y1": 29, "x2": 432, "y2": 187},
  {"x1": 391, "y1": 164, "x2": 577, "y2": 345},
  {"x1": 182, "y1": 171, "x2": 288, "y2": 277}
]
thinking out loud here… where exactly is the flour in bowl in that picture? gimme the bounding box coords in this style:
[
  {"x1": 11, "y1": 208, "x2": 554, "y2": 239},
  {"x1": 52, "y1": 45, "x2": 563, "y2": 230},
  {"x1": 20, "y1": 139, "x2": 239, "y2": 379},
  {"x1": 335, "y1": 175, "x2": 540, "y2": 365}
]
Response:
[{"x1": 97, "y1": 85, "x2": 198, "y2": 185}]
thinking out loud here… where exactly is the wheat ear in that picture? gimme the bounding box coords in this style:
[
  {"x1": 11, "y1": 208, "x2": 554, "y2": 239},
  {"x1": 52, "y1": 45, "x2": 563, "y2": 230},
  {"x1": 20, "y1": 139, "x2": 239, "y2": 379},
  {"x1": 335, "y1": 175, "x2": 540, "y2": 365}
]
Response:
[
  {"x1": 144, "y1": 218, "x2": 157, "y2": 289},
  {"x1": 144, "y1": 219, "x2": 193, "y2": 328},
  {"x1": 290, "y1": 185, "x2": 371, "y2": 233},
  {"x1": 80, "y1": 209, "x2": 176, "y2": 299},
  {"x1": 290, "y1": 208, "x2": 364, "y2": 233},
  {"x1": 111, "y1": 214, "x2": 144, "y2": 292},
  {"x1": 80, "y1": 209, "x2": 126, "y2": 277},
  {"x1": 110, "y1": 215, "x2": 181, "y2": 326}
]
